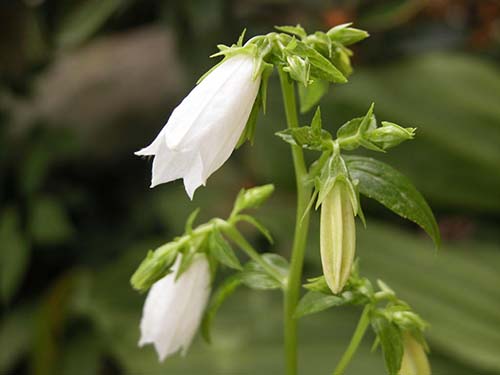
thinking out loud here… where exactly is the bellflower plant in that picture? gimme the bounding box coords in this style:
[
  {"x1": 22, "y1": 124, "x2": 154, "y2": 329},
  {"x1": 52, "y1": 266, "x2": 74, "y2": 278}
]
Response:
[{"x1": 133, "y1": 24, "x2": 440, "y2": 375}]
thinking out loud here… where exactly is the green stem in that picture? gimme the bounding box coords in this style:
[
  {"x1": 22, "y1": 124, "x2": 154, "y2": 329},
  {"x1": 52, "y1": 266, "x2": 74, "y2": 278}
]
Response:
[
  {"x1": 222, "y1": 225, "x2": 284, "y2": 283},
  {"x1": 278, "y1": 68, "x2": 312, "y2": 375},
  {"x1": 332, "y1": 306, "x2": 371, "y2": 375}
]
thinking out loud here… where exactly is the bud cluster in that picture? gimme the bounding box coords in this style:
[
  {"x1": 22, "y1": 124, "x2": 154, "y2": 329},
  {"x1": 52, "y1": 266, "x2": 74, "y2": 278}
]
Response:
[{"x1": 298, "y1": 265, "x2": 430, "y2": 375}]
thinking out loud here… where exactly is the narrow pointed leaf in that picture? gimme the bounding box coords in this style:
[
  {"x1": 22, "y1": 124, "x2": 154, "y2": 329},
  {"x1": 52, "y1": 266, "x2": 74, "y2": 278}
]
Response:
[
  {"x1": 209, "y1": 229, "x2": 242, "y2": 271},
  {"x1": 236, "y1": 214, "x2": 273, "y2": 244},
  {"x1": 372, "y1": 317, "x2": 404, "y2": 375},
  {"x1": 295, "y1": 291, "x2": 345, "y2": 318},
  {"x1": 201, "y1": 274, "x2": 242, "y2": 343}
]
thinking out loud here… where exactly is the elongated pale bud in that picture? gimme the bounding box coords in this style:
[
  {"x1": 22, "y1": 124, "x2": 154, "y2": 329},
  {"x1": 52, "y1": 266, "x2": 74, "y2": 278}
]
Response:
[
  {"x1": 320, "y1": 181, "x2": 356, "y2": 294},
  {"x1": 399, "y1": 333, "x2": 431, "y2": 375}
]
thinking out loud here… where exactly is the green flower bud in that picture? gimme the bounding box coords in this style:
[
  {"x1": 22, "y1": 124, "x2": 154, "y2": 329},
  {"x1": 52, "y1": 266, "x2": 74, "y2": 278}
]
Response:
[
  {"x1": 320, "y1": 180, "x2": 356, "y2": 294},
  {"x1": 367, "y1": 121, "x2": 415, "y2": 150},
  {"x1": 232, "y1": 184, "x2": 275, "y2": 214},
  {"x1": 284, "y1": 55, "x2": 311, "y2": 86},
  {"x1": 399, "y1": 333, "x2": 431, "y2": 375},
  {"x1": 130, "y1": 242, "x2": 179, "y2": 292}
]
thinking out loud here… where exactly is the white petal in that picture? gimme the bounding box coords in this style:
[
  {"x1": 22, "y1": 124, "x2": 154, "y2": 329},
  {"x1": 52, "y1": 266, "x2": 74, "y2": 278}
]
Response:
[
  {"x1": 135, "y1": 54, "x2": 260, "y2": 198},
  {"x1": 149, "y1": 137, "x2": 204, "y2": 192},
  {"x1": 198, "y1": 66, "x2": 260, "y2": 180},
  {"x1": 164, "y1": 56, "x2": 248, "y2": 150},
  {"x1": 139, "y1": 254, "x2": 211, "y2": 361}
]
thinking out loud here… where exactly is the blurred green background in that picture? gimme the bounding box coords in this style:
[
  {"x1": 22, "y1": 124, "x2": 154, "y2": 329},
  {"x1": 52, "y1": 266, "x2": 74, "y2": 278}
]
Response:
[{"x1": 1, "y1": 0, "x2": 499, "y2": 374}]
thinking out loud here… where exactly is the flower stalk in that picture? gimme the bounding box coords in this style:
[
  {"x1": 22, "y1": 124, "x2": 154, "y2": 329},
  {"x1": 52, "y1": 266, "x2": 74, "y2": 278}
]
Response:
[{"x1": 279, "y1": 68, "x2": 313, "y2": 375}]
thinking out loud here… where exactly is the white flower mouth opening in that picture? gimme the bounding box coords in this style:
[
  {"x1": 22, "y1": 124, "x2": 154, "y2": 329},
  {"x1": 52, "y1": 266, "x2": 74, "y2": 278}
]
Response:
[
  {"x1": 139, "y1": 254, "x2": 211, "y2": 361},
  {"x1": 136, "y1": 54, "x2": 261, "y2": 199}
]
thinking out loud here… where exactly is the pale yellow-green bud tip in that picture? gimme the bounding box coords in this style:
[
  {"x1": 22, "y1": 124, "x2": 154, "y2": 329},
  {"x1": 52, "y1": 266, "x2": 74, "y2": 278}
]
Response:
[
  {"x1": 320, "y1": 181, "x2": 356, "y2": 294},
  {"x1": 399, "y1": 333, "x2": 431, "y2": 375}
]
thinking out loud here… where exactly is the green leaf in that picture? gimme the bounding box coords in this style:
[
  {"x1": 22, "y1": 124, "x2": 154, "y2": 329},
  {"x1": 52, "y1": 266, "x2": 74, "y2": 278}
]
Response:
[
  {"x1": 275, "y1": 25, "x2": 307, "y2": 39},
  {"x1": 345, "y1": 156, "x2": 440, "y2": 247},
  {"x1": 298, "y1": 80, "x2": 329, "y2": 113},
  {"x1": 295, "y1": 291, "x2": 345, "y2": 318},
  {"x1": 175, "y1": 246, "x2": 198, "y2": 280},
  {"x1": 209, "y1": 229, "x2": 242, "y2": 271},
  {"x1": 29, "y1": 195, "x2": 74, "y2": 246},
  {"x1": 311, "y1": 107, "x2": 323, "y2": 131},
  {"x1": 241, "y1": 253, "x2": 288, "y2": 290},
  {"x1": 291, "y1": 42, "x2": 347, "y2": 83},
  {"x1": 56, "y1": 0, "x2": 125, "y2": 48},
  {"x1": 236, "y1": 215, "x2": 273, "y2": 244},
  {"x1": 275, "y1": 127, "x2": 331, "y2": 150},
  {"x1": 0, "y1": 305, "x2": 34, "y2": 373},
  {"x1": 372, "y1": 316, "x2": 404, "y2": 375},
  {"x1": 0, "y1": 208, "x2": 29, "y2": 303},
  {"x1": 201, "y1": 274, "x2": 242, "y2": 343},
  {"x1": 236, "y1": 94, "x2": 260, "y2": 148},
  {"x1": 304, "y1": 275, "x2": 331, "y2": 293},
  {"x1": 185, "y1": 208, "x2": 200, "y2": 234}
]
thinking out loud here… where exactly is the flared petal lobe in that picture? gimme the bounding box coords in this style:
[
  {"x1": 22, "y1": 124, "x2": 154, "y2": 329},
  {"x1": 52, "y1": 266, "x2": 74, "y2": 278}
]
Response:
[
  {"x1": 139, "y1": 254, "x2": 211, "y2": 361},
  {"x1": 136, "y1": 54, "x2": 261, "y2": 198}
]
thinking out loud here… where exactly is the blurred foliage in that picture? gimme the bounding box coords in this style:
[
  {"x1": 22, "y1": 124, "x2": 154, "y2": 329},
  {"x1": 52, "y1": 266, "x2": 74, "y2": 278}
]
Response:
[{"x1": 1, "y1": 0, "x2": 499, "y2": 374}]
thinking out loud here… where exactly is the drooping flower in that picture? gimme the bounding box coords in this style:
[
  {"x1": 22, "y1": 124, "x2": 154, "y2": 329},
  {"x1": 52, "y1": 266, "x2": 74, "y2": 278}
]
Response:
[
  {"x1": 320, "y1": 180, "x2": 356, "y2": 294},
  {"x1": 139, "y1": 254, "x2": 211, "y2": 361},
  {"x1": 136, "y1": 54, "x2": 261, "y2": 199}
]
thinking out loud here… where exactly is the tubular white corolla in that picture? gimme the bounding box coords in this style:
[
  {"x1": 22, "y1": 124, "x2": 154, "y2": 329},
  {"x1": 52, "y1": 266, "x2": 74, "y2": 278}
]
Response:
[
  {"x1": 139, "y1": 254, "x2": 211, "y2": 361},
  {"x1": 136, "y1": 54, "x2": 261, "y2": 199}
]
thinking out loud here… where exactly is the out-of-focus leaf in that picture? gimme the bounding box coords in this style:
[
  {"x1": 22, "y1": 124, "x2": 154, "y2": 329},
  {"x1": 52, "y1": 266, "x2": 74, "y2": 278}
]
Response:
[
  {"x1": 60, "y1": 329, "x2": 102, "y2": 375},
  {"x1": 295, "y1": 291, "x2": 345, "y2": 318},
  {"x1": 0, "y1": 305, "x2": 34, "y2": 373},
  {"x1": 345, "y1": 156, "x2": 440, "y2": 247},
  {"x1": 0, "y1": 207, "x2": 29, "y2": 303},
  {"x1": 56, "y1": 0, "x2": 125, "y2": 48},
  {"x1": 32, "y1": 271, "x2": 82, "y2": 375},
  {"x1": 372, "y1": 316, "x2": 404, "y2": 375},
  {"x1": 209, "y1": 229, "x2": 242, "y2": 271},
  {"x1": 201, "y1": 274, "x2": 242, "y2": 343},
  {"x1": 359, "y1": 0, "x2": 426, "y2": 30},
  {"x1": 298, "y1": 79, "x2": 328, "y2": 113},
  {"x1": 29, "y1": 195, "x2": 74, "y2": 245},
  {"x1": 328, "y1": 53, "x2": 500, "y2": 212},
  {"x1": 357, "y1": 222, "x2": 500, "y2": 372}
]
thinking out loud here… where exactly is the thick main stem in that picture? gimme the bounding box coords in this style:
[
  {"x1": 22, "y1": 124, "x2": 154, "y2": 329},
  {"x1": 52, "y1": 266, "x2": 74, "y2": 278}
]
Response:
[
  {"x1": 278, "y1": 69, "x2": 312, "y2": 375},
  {"x1": 332, "y1": 306, "x2": 371, "y2": 375}
]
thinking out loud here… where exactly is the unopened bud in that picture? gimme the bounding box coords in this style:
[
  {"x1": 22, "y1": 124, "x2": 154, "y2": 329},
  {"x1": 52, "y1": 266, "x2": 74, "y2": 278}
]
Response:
[
  {"x1": 233, "y1": 184, "x2": 275, "y2": 214},
  {"x1": 367, "y1": 122, "x2": 415, "y2": 150},
  {"x1": 284, "y1": 55, "x2": 311, "y2": 86},
  {"x1": 320, "y1": 181, "x2": 356, "y2": 294},
  {"x1": 131, "y1": 242, "x2": 179, "y2": 292},
  {"x1": 399, "y1": 333, "x2": 431, "y2": 375}
]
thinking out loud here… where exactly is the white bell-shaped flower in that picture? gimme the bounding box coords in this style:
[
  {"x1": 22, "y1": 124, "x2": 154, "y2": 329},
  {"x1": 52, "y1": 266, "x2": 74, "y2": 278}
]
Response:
[
  {"x1": 136, "y1": 54, "x2": 261, "y2": 199},
  {"x1": 139, "y1": 254, "x2": 211, "y2": 361}
]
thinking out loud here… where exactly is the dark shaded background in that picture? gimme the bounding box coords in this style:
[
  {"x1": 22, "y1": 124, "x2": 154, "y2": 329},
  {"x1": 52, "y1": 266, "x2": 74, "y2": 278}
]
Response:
[{"x1": 1, "y1": 0, "x2": 499, "y2": 374}]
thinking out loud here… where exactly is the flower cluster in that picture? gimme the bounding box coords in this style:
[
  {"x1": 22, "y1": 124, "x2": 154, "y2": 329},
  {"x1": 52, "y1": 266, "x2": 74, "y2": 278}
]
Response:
[
  {"x1": 132, "y1": 23, "x2": 438, "y2": 375},
  {"x1": 136, "y1": 24, "x2": 368, "y2": 199}
]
